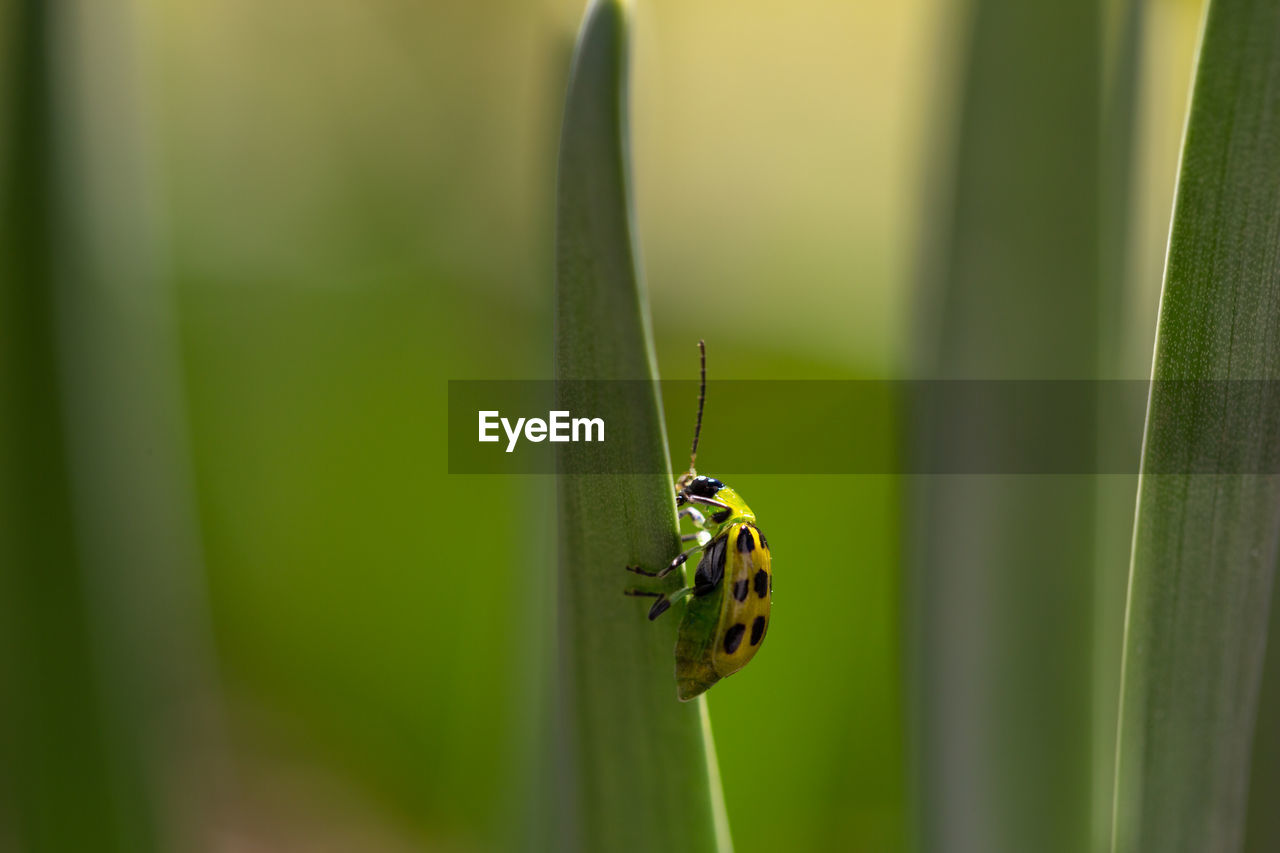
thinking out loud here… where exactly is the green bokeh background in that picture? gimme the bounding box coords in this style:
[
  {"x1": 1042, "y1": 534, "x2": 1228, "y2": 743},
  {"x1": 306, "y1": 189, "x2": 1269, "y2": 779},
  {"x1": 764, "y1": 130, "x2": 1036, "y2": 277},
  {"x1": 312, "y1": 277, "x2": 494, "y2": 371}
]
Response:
[{"x1": 2, "y1": 0, "x2": 1206, "y2": 850}]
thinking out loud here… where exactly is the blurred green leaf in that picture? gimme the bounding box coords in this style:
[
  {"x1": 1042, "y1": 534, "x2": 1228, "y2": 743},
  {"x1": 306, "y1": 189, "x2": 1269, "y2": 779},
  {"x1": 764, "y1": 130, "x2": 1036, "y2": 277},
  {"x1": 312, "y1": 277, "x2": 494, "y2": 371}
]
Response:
[
  {"x1": 0, "y1": 6, "x2": 133, "y2": 850},
  {"x1": 1111, "y1": 1, "x2": 1280, "y2": 850},
  {"x1": 553, "y1": 2, "x2": 730, "y2": 851},
  {"x1": 909, "y1": 0, "x2": 1099, "y2": 851},
  {"x1": 1, "y1": 2, "x2": 214, "y2": 850}
]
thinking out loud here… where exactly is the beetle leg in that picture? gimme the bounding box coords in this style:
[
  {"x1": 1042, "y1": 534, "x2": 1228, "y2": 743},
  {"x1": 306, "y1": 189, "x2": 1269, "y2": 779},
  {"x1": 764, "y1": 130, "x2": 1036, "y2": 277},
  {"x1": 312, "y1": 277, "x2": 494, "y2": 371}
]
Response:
[
  {"x1": 684, "y1": 495, "x2": 731, "y2": 512},
  {"x1": 625, "y1": 586, "x2": 694, "y2": 620},
  {"x1": 682, "y1": 495, "x2": 733, "y2": 524},
  {"x1": 662, "y1": 545, "x2": 703, "y2": 577},
  {"x1": 678, "y1": 506, "x2": 708, "y2": 528},
  {"x1": 678, "y1": 507, "x2": 713, "y2": 545},
  {"x1": 625, "y1": 544, "x2": 703, "y2": 579}
]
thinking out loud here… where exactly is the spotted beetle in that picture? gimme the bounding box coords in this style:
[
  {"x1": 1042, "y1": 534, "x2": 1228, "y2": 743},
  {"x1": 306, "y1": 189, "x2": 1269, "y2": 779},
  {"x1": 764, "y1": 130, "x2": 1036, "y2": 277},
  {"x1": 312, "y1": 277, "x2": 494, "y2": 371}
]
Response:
[{"x1": 625, "y1": 341, "x2": 772, "y2": 700}]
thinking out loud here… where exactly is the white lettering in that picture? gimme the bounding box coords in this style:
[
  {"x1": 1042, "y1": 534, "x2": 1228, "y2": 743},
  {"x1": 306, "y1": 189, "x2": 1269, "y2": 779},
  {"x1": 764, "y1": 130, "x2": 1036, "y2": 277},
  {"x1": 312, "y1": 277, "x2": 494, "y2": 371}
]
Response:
[
  {"x1": 478, "y1": 411, "x2": 500, "y2": 442},
  {"x1": 549, "y1": 410, "x2": 571, "y2": 441},
  {"x1": 502, "y1": 417, "x2": 526, "y2": 453},
  {"x1": 480, "y1": 410, "x2": 603, "y2": 452},
  {"x1": 573, "y1": 417, "x2": 604, "y2": 442}
]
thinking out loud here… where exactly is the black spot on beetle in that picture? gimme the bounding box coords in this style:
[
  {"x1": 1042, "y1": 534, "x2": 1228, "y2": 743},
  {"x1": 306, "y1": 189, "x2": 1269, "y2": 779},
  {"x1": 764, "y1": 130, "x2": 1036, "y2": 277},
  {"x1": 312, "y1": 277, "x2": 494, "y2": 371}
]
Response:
[
  {"x1": 736, "y1": 526, "x2": 755, "y2": 552},
  {"x1": 758, "y1": 530, "x2": 769, "y2": 549},
  {"x1": 750, "y1": 615, "x2": 766, "y2": 645},
  {"x1": 712, "y1": 508, "x2": 732, "y2": 524},
  {"x1": 732, "y1": 577, "x2": 749, "y2": 601},
  {"x1": 754, "y1": 569, "x2": 769, "y2": 598},
  {"x1": 723, "y1": 623, "x2": 746, "y2": 654}
]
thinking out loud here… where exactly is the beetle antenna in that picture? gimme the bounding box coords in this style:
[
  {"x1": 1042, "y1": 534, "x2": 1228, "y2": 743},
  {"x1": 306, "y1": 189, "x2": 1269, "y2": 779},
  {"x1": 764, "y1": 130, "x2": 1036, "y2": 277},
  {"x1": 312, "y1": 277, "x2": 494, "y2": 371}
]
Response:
[{"x1": 688, "y1": 340, "x2": 706, "y2": 476}]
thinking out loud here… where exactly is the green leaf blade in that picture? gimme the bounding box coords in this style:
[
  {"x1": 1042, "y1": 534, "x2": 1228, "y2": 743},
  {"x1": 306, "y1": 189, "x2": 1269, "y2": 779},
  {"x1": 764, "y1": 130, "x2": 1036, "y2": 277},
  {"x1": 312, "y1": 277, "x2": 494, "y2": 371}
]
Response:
[
  {"x1": 1112, "y1": 0, "x2": 1280, "y2": 849},
  {"x1": 908, "y1": 0, "x2": 1100, "y2": 850},
  {"x1": 1, "y1": 1, "x2": 215, "y2": 850},
  {"x1": 552, "y1": 3, "x2": 731, "y2": 852}
]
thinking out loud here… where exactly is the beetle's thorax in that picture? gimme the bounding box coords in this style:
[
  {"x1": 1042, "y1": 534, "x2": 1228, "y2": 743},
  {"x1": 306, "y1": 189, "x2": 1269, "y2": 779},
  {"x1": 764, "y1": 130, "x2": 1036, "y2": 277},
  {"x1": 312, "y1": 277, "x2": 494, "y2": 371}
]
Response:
[{"x1": 710, "y1": 484, "x2": 755, "y2": 525}]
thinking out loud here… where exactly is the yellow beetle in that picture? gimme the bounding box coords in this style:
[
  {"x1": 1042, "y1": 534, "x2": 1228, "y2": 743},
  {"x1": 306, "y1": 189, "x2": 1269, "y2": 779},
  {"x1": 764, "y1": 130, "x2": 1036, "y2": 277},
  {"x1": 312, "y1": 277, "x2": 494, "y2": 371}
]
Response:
[{"x1": 625, "y1": 342, "x2": 772, "y2": 700}]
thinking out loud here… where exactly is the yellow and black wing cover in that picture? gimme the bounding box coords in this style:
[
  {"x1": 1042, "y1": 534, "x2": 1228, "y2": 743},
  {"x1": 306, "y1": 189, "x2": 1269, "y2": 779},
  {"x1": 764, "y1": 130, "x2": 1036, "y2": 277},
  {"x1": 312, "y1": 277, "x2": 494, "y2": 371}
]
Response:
[
  {"x1": 713, "y1": 523, "x2": 771, "y2": 675},
  {"x1": 674, "y1": 523, "x2": 771, "y2": 700}
]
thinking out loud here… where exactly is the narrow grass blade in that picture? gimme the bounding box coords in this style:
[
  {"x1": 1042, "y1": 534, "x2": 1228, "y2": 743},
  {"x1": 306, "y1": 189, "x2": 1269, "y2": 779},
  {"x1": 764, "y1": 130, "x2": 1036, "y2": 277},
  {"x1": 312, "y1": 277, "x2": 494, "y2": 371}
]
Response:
[
  {"x1": 553, "y1": 2, "x2": 730, "y2": 852},
  {"x1": 909, "y1": 1, "x2": 1099, "y2": 851},
  {"x1": 0, "y1": 2, "x2": 160, "y2": 848},
  {"x1": 1111, "y1": 1, "x2": 1280, "y2": 850},
  {"x1": 1, "y1": 2, "x2": 216, "y2": 849},
  {"x1": 0, "y1": 6, "x2": 134, "y2": 849}
]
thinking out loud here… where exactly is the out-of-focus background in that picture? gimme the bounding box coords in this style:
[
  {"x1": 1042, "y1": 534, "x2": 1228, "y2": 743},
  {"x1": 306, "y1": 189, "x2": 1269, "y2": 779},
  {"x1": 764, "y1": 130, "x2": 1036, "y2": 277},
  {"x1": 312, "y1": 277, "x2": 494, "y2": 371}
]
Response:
[{"x1": 0, "y1": 0, "x2": 1205, "y2": 851}]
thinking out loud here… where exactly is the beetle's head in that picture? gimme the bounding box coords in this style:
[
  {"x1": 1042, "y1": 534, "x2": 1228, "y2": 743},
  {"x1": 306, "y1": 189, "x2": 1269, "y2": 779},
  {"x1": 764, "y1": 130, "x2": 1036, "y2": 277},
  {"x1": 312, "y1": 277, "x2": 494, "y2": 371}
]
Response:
[{"x1": 675, "y1": 474, "x2": 723, "y2": 506}]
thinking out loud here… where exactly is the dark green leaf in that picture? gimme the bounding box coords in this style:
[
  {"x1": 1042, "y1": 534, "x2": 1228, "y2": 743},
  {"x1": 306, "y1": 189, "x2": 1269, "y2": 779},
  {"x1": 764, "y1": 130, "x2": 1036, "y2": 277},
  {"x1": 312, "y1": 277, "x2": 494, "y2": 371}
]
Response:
[
  {"x1": 552, "y1": 2, "x2": 731, "y2": 851},
  {"x1": 1112, "y1": 1, "x2": 1280, "y2": 849}
]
